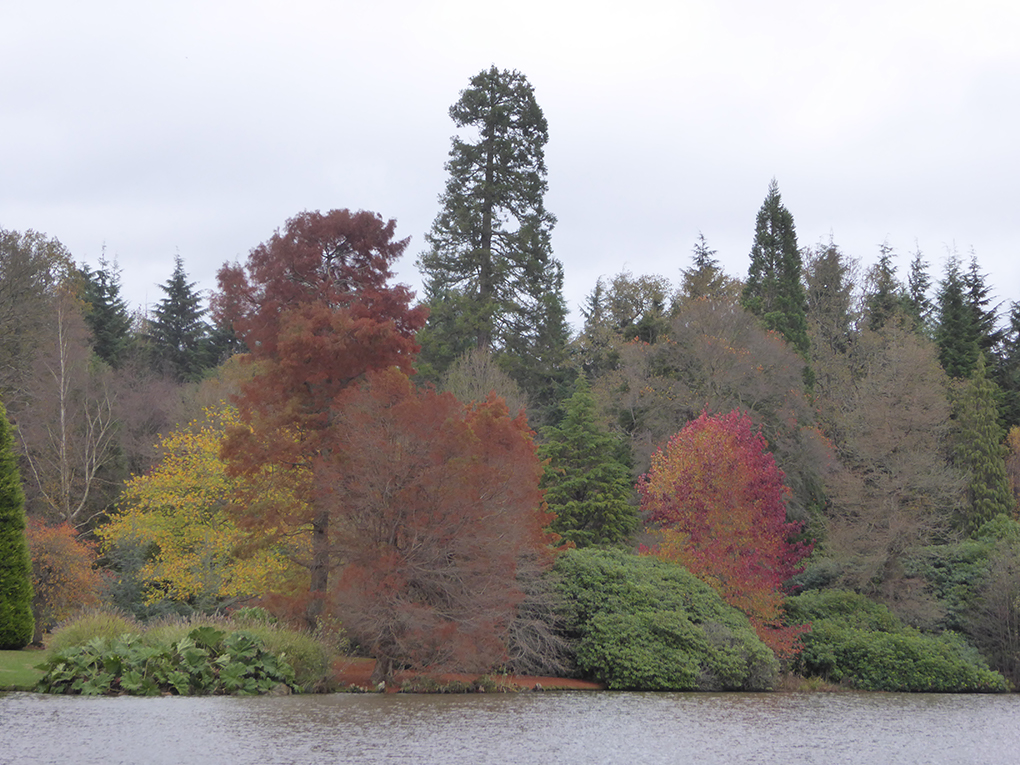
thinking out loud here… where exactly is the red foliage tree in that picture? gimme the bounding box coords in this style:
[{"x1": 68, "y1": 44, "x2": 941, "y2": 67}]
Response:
[
  {"x1": 638, "y1": 410, "x2": 812, "y2": 658},
  {"x1": 324, "y1": 368, "x2": 557, "y2": 682},
  {"x1": 212, "y1": 210, "x2": 428, "y2": 625},
  {"x1": 25, "y1": 519, "x2": 104, "y2": 643}
]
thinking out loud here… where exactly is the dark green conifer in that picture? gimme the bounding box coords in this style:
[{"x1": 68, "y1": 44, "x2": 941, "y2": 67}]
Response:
[
  {"x1": 417, "y1": 66, "x2": 569, "y2": 414},
  {"x1": 0, "y1": 399, "x2": 35, "y2": 649},
  {"x1": 80, "y1": 254, "x2": 133, "y2": 367},
  {"x1": 864, "y1": 243, "x2": 903, "y2": 332},
  {"x1": 935, "y1": 255, "x2": 980, "y2": 378},
  {"x1": 148, "y1": 255, "x2": 211, "y2": 382},
  {"x1": 538, "y1": 378, "x2": 637, "y2": 547},
  {"x1": 954, "y1": 355, "x2": 1017, "y2": 534}
]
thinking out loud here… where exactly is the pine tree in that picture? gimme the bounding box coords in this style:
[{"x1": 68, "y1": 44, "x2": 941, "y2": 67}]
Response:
[
  {"x1": 954, "y1": 355, "x2": 1017, "y2": 534},
  {"x1": 677, "y1": 233, "x2": 732, "y2": 305},
  {"x1": 80, "y1": 254, "x2": 133, "y2": 367},
  {"x1": 417, "y1": 66, "x2": 569, "y2": 412},
  {"x1": 148, "y1": 255, "x2": 210, "y2": 382},
  {"x1": 741, "y1": 180, "x2": 810, "y2": 360},
  {"x1": 538, "y1": 378, "x2": 637, "y2": 547},
  {"x1": 935, "y1": 255, "x2": 980, "y2": 378},
  {"x1": 0, "y1": 399, "x2": 35, "y2": 648},
  {"x1": 864, "y1": 242, "x2": 903, "y2": 331}
]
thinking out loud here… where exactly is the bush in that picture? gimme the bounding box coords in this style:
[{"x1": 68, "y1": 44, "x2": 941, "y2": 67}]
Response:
[
  {"x1": 555, "y1": 548, "x2": 778, "y2": 690},
  {"x1": 48, "y1": 608, "x2": 139, "y2": 652},
  {"x1": 787, "y1": 590, "x2": 1007, "y2": 692}
]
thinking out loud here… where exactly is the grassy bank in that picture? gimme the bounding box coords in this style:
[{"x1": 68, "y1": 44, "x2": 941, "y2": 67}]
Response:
[{"x1": 0, "y1": 650, "x2": 46, "y2": 691}]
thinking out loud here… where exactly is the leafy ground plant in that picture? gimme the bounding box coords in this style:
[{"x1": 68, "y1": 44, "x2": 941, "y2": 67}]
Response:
[{"x1": 35, "y1": 626, "x2": 297, "y2": 696}]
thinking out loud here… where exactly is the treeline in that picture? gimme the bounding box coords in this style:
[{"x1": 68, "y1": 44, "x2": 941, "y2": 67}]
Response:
[{"x1": 2, "y1": 66, "x2": 1019, "y2": 690}]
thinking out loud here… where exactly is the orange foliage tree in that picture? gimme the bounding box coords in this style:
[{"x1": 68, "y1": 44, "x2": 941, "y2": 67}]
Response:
[
  {"x1": 25, "y1": 519, "x2": 104, "y2": 642},
  {"x1": 638, "y1": 410, "x2": 812, "y2": 658},
  {"x1": 212, "y1": 210, "x2": 427, "y2": 626},
  {"x1": 323, "y1": 368, "x2": 557, "y2": 682}
]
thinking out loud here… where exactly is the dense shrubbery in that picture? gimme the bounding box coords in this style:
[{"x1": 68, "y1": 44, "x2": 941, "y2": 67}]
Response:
[
  {"x1": 37, "y1": 609, "x2": 338, "y2": 694},
  {"x1": 786, "y1": 590, "x2": 1007, "y2": 692},
  {"x1": 555, "y1": 548, "x2": 778, "y2": 690}
]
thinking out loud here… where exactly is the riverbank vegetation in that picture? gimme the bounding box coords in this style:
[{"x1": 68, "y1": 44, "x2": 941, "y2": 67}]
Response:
[{"x1": 3, "y1": 66, "x2": 1020, "y2": 695}]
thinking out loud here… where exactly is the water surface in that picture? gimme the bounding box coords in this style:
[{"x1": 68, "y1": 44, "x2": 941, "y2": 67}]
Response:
[{"x1": 2, "y1": 690, "x2": 1017, "y2": 764}]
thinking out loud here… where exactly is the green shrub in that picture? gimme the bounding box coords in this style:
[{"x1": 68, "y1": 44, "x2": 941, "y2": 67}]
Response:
[
  {"x1": 787, "y1": 590, "x2": 1007, "y2": 692},
  {"x1": 556, "y1": 548, "x2": 778, "y2": 690},
  {"x1": 36, "y1": 626, "x2": 297, "y2": 696},
  {"x1": 0, "y1": 400, "x2": 34, "y2": 650}
]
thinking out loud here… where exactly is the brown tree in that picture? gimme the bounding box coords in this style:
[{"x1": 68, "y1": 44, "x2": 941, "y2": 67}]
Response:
[
  {"x1": 323, "y1": 368, "x2": 556, "y2": 682},
  {"x1": 213, "y1": 210, "x2": 427, "y2": 626}
]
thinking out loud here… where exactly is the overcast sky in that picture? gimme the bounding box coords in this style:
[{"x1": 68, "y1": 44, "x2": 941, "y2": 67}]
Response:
[{"x1": 3, "y1": 0, "x2": 1018, "y2": 331}]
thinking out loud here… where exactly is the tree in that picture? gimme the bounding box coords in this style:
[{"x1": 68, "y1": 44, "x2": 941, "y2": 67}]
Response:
[
  {"x1": 675, "y1": 233, "x2": 736, "y2": 306},
  {"x1": 935, "y1": 254, "x2": 980, "y2": 378},
  {"x1": 997, "y1": 302, "x2": 1020, "y2": 430},
  {"x1": 323, "y1": 368, "x2": 557, "y2": 682},
  {"x1": 0, "y1": 399, "x2": 34, "y2": 649},
  {"x1": 417, "y1": 66, "x2": 569, "y2": 408},
  {"x1": 538, "y1": 377, "x2": 637, "y2": 547},
  {"x1": 638, "y1": 409, "x2": 812, "y2": 657},
  {"x1": 905, "y1": 245, "x2": 934, "y2": 330},
  {"x1": 213, "y1": 209, "x2": 427, "y2": 626},
  {"x1": 80, "y1": 253, "x2": 133, "y2": 368},
  {"x1": 25, "y1": 519, "x2": 103, "y2": 643},
  {"x1": 441, "y1": 346, "x2": 529, "y2": 418},
  {"x1": 97, "y1": 406, "x2": 298, "y2": 610},
  {"x1": 863, "y1": 242, "x2": 903, "y2": 332},
  {"x1": 954, "y1": 355, "x2": 1017, "y2": 534},
  {"x1": 0, "y1": 228, "x2": 69, "y2": 406},
  {"x1": 147, "y1": 254, "x2": 211, "y2": 382},
  {"x1": 741, "y1": 179, "x2": 810, "y2": 362},
  {"x1": 803, "y1": 240, "x2": 859, "y2": 357}
]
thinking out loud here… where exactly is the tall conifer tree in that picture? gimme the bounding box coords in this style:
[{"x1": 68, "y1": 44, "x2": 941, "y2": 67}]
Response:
[
  {"x1": 148, "y1": 255, "x2": 210, "y2": 382},
  {"x1": 0, "y1": 399, "x2": 34, "y2": 648},
  {"x1": 417, "y1": 66, "x2": 568, "y2": 412},
  {"x1": 935, "y1": 255, "x2": 980, "y2": 378},
  {"x1": 954, "y1": 355, "x2": 1017, "y2": 534},
  {"x1": 80, "y1": 254, "x2": 133, "y2": 367}
]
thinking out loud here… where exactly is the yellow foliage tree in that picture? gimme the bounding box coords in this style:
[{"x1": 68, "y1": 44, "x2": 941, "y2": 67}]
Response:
[{"x1": 98, "y1": 407, "x2": 304, "y2": 607}]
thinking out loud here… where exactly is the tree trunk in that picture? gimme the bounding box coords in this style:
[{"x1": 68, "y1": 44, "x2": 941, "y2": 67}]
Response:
[{"x1": 305, "y1": 508, "x2": 330, "y2": 630}]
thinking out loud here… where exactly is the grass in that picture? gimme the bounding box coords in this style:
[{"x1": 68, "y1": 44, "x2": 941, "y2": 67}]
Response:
[{"x1": 0, "y1": 649, "x2": 46, "y2": 691}]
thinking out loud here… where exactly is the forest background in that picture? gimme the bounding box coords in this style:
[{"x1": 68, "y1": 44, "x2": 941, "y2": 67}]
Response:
[{"x1": 2, "y1": 65, "x2": 1020, "y2": 691}]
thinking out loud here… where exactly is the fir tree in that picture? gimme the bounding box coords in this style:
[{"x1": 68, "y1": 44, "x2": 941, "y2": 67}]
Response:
[
  {"x1": 0, "y1": 399, "x2": 34, "y2": 648},
  {"x1": 677, "y1": 233, "x2": 731, "y2": 304},
  {"x1": 864, "y1": 242, "x2": 902, "y2": 332},
  {"x1": 963, "y1": 254, "x2": 1004, "y2": 356},
  {"x1": 148, "y1": 255, "x2": 210, "y2": 382},
  {"x1": 995, "y1": 302, "x2": 1020, "y2": 430},
  {"x1": 538, "y1": 378, "x2": 637, "y2": 547},
  {"x1": 804, "y1": 241, "x2": 857, "y2": 356},
  {"x1": 80, "y1": 254, "x2": 133, "y2": 367},
  {"x1": 954, "y1": 355, "x2": 1017, "y2": 534},
  {"x1": 741, "y1": 180, "x2": 811, "y2": 383},
  {"x1": 905, "y1": 246, "x2": 933, "y2": 330},
  {"x1": 935, "y1": 255, "x2": 980, "y2": 378},
  {"x1": 417, "y1": 66, "x2": 569, "y2": 413}
]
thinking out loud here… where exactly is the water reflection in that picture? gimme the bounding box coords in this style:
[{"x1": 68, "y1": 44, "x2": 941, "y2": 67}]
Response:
[{"x1": 2, "y1": 691, "x2": 1017, "y2": 765}]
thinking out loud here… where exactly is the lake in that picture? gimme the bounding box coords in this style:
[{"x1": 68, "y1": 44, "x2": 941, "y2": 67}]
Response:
[{"x1": 1, "y1": 690, "x2": 1017, "y2": 764}]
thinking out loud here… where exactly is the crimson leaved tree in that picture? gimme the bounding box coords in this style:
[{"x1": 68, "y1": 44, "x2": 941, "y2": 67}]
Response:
[
  {"x1": 638, "y1": 410, "x2": 812, "y2": 658},
  {"x1": 324, "y1": 368, "x2": 556, "y2": 682},
  {"x1": 212, "y1": 210, "x2": 428, "y2": 626}
]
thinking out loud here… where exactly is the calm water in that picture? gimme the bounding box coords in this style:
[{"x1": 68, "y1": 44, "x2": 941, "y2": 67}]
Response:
[{"x1": 2, "y1": 690, "x2": 1018, "y2": 765}]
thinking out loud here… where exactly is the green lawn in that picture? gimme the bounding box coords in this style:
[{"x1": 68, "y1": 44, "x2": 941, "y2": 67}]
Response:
[{"x1": 0, "y1": 650, "x2": 46, "y2": 691}]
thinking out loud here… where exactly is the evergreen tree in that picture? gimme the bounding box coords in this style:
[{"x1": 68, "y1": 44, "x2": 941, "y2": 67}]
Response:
[
  {"x1": 905, "y1": 246, "x2": 933, "y2": 330},
  {"x1": 80, "y1": 254, "x2": 133, "y2": 367},
  {"x1": 676, "y1": 233, "x2": 732, "y2": 305},
  {"x1": 954, "y1": 355, "x2": 1017, "y2": 534},
  {"x1": 995, "y1": 302, "x2": 1020, "y2": 430},
  {"x1": 538, "y1": 378, "x2": 637, "y2": 547},
  {"x1": 0, "y1": 399, "x2": 34, "y2": 648},
  {"x1": 804, "y1": 241, "x2": 858, "y2": 356},
  {"x1": 741, "y1": 180, "x2": 810, "y2": 361},
  {"x1": 417, "y1": 66, "x2": 569, "y2": 412},
  {"x1": 963, "y1": 254, "x2": 1004, "y2": 356},
  {"x1": 863, "y1": 242, "x2": 903, "y2": 331},
  {"x1": 935, "y1": 255, "x2": 980, "y2": 378},
  {"x1": 148, "y1": 255, "x2": 210, "y2": 382}
]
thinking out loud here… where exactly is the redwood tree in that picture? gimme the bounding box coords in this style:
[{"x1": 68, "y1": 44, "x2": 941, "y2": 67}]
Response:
[
  {"x1": 638, "y1": 409, "x2": 811, "y2": 657},
  {"x1": 324, "y1": 368, "x2": 556, "y2": 681},
  {"x1": 212, "y1": 209, "x2": 428, "y2": 626}
]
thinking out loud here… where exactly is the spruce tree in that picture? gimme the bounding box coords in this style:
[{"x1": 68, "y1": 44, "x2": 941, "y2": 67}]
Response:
[
  {"x1": 677, "y1": 233, "x2": 731, "y2": 304},
  {"x1": 741, "y1": 180, "x2": 810, "y2": 360},
  {"x1": 538, "y1": 378, "x2": 637, "y2": 547},
  {"x1": 995, "y1": 302, "x2": 1020, "y2": 430},
  {"x1": 417, "y1": 66, "x2": 569, "y2": 413},
  {"x1": 935, "y1": 255, "x2": 980, "y2": 378},
  {"x1": 80, "y1": 254, "x2": 133, "y2": 367},
  {"x1": 863, "y1": 243, "x2": 902, "y2": 331},
  {"x1": 954, "y1": 355, "x2": 1017, "y2": 534},
  {"x1": 148, "y1": 254, "x2": 210, "y2": 382},
  {"x1": 905, "y1": 246, "x2": 933, "y2": 330},
  {"x1": 0, "y1": 399, "x2": 34, "y2": 648}
]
